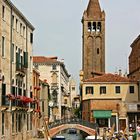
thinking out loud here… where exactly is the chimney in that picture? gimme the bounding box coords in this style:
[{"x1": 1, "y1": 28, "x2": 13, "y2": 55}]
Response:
[{"x1": 119, "y1": 69, "x2": 122, "y2": 76}]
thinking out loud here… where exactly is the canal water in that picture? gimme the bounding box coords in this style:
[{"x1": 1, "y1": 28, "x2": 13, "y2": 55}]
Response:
[
  {"x1": 61, "y1": 133, "x2": 83, "y2": 140},
  {"x1": 54, "y1": 129, "x2": 84, "y2": 140}
]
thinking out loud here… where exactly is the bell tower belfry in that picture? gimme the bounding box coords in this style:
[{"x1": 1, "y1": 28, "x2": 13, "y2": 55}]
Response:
[{"x1": 82, "y1": 0, "x2": 105, "y2": 79}]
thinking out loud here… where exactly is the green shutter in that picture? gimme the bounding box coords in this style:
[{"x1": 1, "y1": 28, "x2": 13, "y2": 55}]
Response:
[
  {"x1": 93, "y1": 110, "x2": 112, "y2": 118},
  {"x1": 24, "y1": 52, "x2": 28, "y2": 68},
  {"x1": 16, "y1": 50, "x2": 20, "y2": 70}
]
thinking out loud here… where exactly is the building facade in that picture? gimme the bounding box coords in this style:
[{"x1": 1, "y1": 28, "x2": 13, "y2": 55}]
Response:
[
  {"x1": 82, "y1": 73, "x2": 140, "y2": 132},
  {"x1": 33, "y1": 56, "x2": 71, "y2": 121},
  {"x1": 128, "y1": 34, "x2": 140, "y2": 131},
  {"x1": 39, "y1": 79, "x2": 50, "y2": 129},
  {"x1": 0, "y1": 0, "x2": 35, "y2": 139},
  {"x1": 129, "y1": 34, "x2": 140, "y2": 81},
  {"x1": 82, "y1": 0, "x2": 105, "y2": 80},
  {"x1": 69, "y1": 78, "x2": 80, "y2": 110}
]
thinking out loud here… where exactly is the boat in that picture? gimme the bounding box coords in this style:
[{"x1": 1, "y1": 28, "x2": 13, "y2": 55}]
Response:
[
  {"x1": 85, "y1": 135, "x2": 102, "y2": 140},
  {"x1": 52, "y1": 135, "x2": 65, "y2": 140}
]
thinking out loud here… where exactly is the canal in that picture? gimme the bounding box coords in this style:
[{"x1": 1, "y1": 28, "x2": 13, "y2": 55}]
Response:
[
  {"x1": 54, "y1": 129, "x2": 84, "y2": 140},
  {"x1": 59, "y1": 133, "x2": 83, "y2": 140}
]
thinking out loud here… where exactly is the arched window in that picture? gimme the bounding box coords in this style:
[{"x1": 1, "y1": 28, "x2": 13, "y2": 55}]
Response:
[
  {"x1": 52, "y1": 73, "x2": 57, "y2": 84},
  {"x1": 97, "y1": 22, "x2": 101, "y2": 32},
  {"x1": 92, "y1": 22, "x2": 96, "y2": 32},
  {"x1": 88, "y1": 22, "x2": 91, "y2": 32}
]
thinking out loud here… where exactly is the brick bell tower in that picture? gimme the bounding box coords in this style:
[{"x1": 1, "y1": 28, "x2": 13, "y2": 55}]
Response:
[{"x1": 82, "y1": 0, "x2": 105, "y2": 80}]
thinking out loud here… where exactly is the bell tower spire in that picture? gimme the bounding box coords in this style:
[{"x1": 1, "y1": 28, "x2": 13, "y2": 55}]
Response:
[
  {"x1": 82, "y1": 0, "x2": 105, "y2": 80},
  {"x1": 87, "y1": 0, "x2": 102, "y2": 19}
]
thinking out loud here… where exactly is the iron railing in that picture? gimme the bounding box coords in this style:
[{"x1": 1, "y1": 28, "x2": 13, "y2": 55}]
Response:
[{"x1": 48, "y1": 117, "x2": 98, "y2": 130}]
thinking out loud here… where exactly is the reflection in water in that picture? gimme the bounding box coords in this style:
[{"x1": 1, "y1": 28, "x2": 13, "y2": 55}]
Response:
[
  {"x1": 55, "y1": 130, "x2": 83, "y2": 140},
  {"x1": 62, "y1": 133, "x2": 83, "y2": 140}
]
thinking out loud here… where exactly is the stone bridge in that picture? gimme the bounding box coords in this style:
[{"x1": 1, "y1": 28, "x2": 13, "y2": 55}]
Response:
[{"x1": 47, "y1": 118, "x2": 97, "y2": 138}]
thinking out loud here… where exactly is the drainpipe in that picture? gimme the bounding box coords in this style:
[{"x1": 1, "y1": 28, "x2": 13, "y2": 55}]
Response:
[
  {"x1": 26, "y1": 24, "x2": 28, "y2": 98},
  {"x1": 9, "y1": 6, "x2": 13, "y2": 111},
  {"x1": 138, "y1": 80, "x2": 140, "y2": 101}
]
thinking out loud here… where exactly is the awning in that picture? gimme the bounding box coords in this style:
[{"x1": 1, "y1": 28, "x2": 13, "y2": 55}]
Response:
[{"x1": 93, "y1": 110, "x2": 112, "y2": 118}]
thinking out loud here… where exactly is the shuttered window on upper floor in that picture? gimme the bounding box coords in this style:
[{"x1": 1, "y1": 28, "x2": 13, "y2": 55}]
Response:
[
  {"x1": 30, "y1": 33, "x2": 33, "y2": 43},
  {"x1": 24, "y1": 52, "x2": 28, "y2": 68},
  {"x1": 2, "y1": 5, "x2": 5, "y2": 19},
  {"x1": 86, "y1": 86, "x2": 94, "y2": 94}
]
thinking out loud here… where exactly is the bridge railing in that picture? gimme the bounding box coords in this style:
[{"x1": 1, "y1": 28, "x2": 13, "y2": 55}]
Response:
[{"x1": 48, "y1": 117, "x2": 98, "y2": 130}]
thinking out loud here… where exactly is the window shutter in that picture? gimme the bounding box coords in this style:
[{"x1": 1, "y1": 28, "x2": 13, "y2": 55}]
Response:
[
  {"x1": 16, "y1": 51, "x2": 20, "y2": 70},
  {"x1": 24, "y1": 52, "x2": 28, "y2": 68}
]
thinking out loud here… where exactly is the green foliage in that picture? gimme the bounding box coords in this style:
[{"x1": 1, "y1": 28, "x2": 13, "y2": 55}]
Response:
[{"x1": 74, "y1": 107, "x2": 81, "y2": 118}]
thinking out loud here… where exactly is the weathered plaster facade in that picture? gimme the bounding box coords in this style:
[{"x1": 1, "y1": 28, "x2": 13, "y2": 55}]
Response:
[
  {"x1": 33, "y1": 56, "x2": 71, "y2": 121},
  {"x1": 0, "y1": 0, "x2": 34, "y2": 139},
  {"x1": 82, "y1": 73, "x2": 139, "y2": 131}
]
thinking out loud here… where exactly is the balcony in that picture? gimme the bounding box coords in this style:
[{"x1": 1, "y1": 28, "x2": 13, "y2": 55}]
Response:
[
  {"x1": 16, "y1": 63, "x2": 26, "y2": 77},
  {"x1": 51, "y1": 83, "x2": 58, "y2": 90},
  {"x1": 6, "y1": 94, "x2": 35, "y2": 108}
]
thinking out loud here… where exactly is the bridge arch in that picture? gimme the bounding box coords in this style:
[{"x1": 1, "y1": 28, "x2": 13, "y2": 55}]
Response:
[{"x1": 49, "y1": 123, "x2": 96, "y2": 137}]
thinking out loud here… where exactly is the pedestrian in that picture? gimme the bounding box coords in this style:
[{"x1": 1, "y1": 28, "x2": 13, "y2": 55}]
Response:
[
  {"x1": 133, "y1": 131, "x2": 137, "y2": 140},
  {"x1": 137, "y1": 124, "x2": 140, "y2": 137}
]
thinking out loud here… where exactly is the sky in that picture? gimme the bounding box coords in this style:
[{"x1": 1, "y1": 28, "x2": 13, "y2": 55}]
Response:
[{"x1": 11, "y1": 0, "x2": 140, "y2": 84}]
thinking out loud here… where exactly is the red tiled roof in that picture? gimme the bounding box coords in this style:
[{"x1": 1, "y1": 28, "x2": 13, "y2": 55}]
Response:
[
  {"x1": 33, "y1": 56, "x2": 58, "y2": 63},
  {"x1": 84, "y1": 73, "x2": 135, "y2": 83}
]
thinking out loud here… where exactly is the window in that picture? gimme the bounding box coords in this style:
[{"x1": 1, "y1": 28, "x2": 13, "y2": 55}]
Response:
[
  {"x1": 34, "y1": 64, "x2": 38, "y2": 69},
  {"x1": 20, "y1": 23, "x2": 22, "y2": 35},
  {"x1": 64, "y1": 99, "x2": 67, "y2": 104},
  {"x1": 97, "y1": 48, "x2": 99, "y2": 54},
  {"x1": 100, "y1": 86, "x2": 106, "y2": 94},
  {"x1": 12, "y1": 43, "x2": 14, "y2": 62},
  {"x1": 12, "y1": 15, "x2": 14, "y2": 28},
  {"x1": 27, "y1": 114, "x2": 29, "y2": 130},
  {"x1": 96, "y1": 118, "x2": 108, "y2": 127},
  {"x1": 2, "y1": 113, "x2": 4, "y2": 135},
  {"x1": 12, "y1": 113, "x2": 14, "y2": 133},
  {"x1": 23, "y1": 26, "x2": 25, "y2": 37},
  {"x1": 30, "y1": 114, "x2": 32, "y2": 130},
  {"x1": 16, "y1": 19, "x2": 18, "y2": 31},
  {"x1": 52, "y1": 64, "x2": 56, "y2": 70},
  {"x1": 23, "y1": 90, "x2": 26, "y2": 96},
  {"x1": 2, "y1": 5, "x2": 5, "y2": 19},
  {"x1": 115, "y1": 86, "x2": 120, "y2": 94},
  {"x1": 97, "y1": 22, "x2": 101, "y2": 32},
  {"x1": 129, "y1": 86, "x2": 134, "y2": 94},
  {"x1": 30, "y1": 92, "x2": 33, "y2": 98},
  {"x1": 72, "y1": 87, "x2": 75, "y2": 91},
  {"x1": 30, "y1": 33, "x2": 33, "y2": 43},
  {"x1": 92, "y1": 22, "x2": 96, "y2": 31},
  {"x1": 23, "y1": 52, "x2": 28, "y2": 68},
  {"x1": 18, "y1": 114, "x2": 21, "y2": 132},
  {"x1": 52, "y1": 73, "x2": 57, "y2": 84},
  {"x1": 16, "y1": 114, "x2": 18, "y2": 132},
  {"x1": 88, "y1": 22, "x2": 91, "y2": 32},
  {"x1": 42, "y1": 101, "x2": 44, "y2": 112},
  {"x1": 2, "y1": 36, "x2": 5, "y2": 57},
  {"x1": 2, "y1": 83, "x2": 6, "y2": 105},
  {"x1": 86, "y1": 86, "x2": 94, "y2": 94}
]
